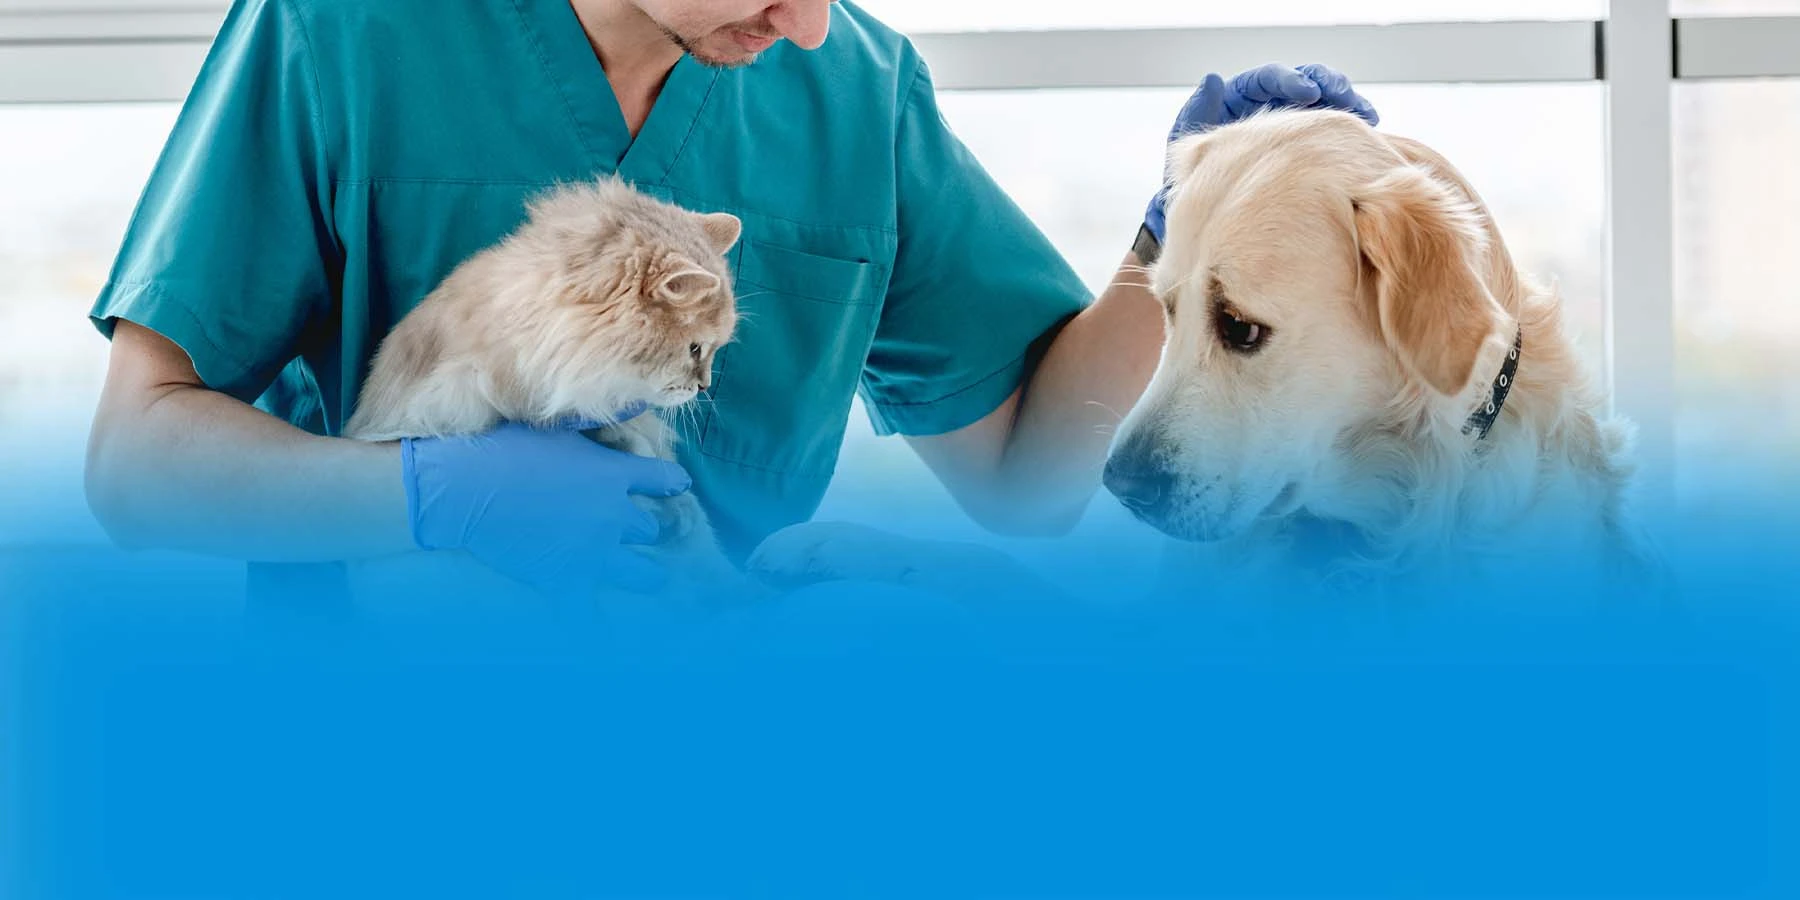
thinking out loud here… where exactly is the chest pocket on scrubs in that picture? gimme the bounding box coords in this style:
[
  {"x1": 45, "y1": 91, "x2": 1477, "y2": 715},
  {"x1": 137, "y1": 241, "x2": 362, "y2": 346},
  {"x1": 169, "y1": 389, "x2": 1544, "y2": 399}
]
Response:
[{"x1": 700, "y1": 239, "x2": 889, "y2": 476}]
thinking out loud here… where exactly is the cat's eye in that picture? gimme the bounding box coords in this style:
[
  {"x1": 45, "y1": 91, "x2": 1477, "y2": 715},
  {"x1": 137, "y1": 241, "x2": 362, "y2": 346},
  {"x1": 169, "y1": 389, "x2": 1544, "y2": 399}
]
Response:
[
  {"x1": 689, "y1": 343, "x2": 703, "y2": 359},
  {"x1": 1214, "y1": 304, "x2": 1269, "y2": 354}
]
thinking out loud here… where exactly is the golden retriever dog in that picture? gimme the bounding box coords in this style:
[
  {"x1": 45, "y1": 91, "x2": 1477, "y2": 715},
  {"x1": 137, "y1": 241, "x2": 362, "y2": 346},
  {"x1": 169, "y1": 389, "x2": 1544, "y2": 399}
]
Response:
[
  {"x1": 1106, "y1": 109, "x2": 1652, "y2": 599},
  {"x1": 753, "y1": 109, "x2": 1654, "y2": 605}
]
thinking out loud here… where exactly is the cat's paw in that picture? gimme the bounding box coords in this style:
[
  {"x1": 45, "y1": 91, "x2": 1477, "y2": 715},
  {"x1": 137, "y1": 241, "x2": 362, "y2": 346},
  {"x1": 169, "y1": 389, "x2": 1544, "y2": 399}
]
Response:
[{"x1": 632, "y1": 493, "x2": 704, "y2": 543}]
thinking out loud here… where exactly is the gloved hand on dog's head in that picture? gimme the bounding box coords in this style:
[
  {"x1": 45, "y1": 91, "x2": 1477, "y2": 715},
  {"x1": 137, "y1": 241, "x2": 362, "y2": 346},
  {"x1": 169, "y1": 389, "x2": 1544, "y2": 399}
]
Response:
[{"x1": 1143, "y1": 63, "x2": 1380, "y2": 244}]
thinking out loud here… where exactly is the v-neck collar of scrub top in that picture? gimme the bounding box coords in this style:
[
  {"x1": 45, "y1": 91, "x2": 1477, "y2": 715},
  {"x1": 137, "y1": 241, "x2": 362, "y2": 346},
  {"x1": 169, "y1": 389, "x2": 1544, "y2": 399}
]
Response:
[{"x1": 517, "y1": 0, "x2": 722, "y2": 184}]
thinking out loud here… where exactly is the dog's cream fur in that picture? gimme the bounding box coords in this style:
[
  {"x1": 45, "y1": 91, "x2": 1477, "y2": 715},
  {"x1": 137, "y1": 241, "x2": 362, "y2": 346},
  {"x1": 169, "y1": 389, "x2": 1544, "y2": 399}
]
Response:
[
  {"x1": 1114, "y1": 109, "x2": 1651, "y2": 597},
  {"x1": 752, "y1": 109, "x2": 1655, "y2": 605}
]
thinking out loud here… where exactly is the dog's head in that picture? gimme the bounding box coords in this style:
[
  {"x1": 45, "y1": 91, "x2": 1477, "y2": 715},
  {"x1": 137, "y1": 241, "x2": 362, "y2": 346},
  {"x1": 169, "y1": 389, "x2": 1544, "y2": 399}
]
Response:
[{"x1": 1106, "y1": 109, "x2": 1517, "y2": 542}]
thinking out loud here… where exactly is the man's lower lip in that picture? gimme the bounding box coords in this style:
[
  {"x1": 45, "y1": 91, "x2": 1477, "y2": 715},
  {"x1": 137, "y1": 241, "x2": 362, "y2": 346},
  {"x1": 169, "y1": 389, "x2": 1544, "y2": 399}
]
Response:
[{"x1": 733, "y1": 31, "x2": 777, "y2": 52}]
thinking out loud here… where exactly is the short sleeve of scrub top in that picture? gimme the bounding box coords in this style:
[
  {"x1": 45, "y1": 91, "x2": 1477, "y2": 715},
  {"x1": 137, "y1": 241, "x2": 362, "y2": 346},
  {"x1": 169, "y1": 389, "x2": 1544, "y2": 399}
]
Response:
[
  {"x1": 90, "y1": 0, "x2": 337, "y2": 407},
  {"x1": 858, "y1": 60, "x2": 1093, "y2": 437}
]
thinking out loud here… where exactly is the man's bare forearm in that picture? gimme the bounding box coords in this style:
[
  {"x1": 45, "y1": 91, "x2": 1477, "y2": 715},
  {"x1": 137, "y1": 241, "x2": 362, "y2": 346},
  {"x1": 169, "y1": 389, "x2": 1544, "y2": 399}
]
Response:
[
  {"x1": 1001, "y1": 253, "x2": 1167, "y2": 529},
  {"x1": 86, "y1": 322, "x2": 415, "y2": 563}
]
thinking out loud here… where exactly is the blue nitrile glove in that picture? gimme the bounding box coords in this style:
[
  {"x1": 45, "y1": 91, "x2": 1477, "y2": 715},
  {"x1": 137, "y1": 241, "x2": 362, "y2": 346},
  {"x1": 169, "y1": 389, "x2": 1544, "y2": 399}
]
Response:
[
  {"x1": 1142, "y1": 63, "x2": 1380, "y2": 244},
  {"x1": 399, "y1": 407, "x2": 690, "y2": 595}
]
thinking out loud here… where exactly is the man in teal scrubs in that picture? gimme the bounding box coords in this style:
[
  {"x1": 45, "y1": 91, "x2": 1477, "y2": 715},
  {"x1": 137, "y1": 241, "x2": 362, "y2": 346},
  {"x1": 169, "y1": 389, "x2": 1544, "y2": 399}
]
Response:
[{"x1": 84, "y1": 0, "x2": 1375, "y2": 598}]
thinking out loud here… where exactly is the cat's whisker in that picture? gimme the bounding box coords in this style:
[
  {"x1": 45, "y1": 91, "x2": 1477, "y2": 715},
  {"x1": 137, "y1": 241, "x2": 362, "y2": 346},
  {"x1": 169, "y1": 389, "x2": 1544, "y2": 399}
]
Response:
[{"x1": 676, "y1": 397, "x2": 716, "y2": 426}]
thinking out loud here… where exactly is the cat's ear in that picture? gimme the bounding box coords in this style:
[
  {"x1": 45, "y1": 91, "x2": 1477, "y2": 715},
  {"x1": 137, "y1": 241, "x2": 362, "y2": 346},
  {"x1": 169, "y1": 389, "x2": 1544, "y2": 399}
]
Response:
[
  {"x1": 698, "y1": 213, "x2": 742, "y2": 254},
  {"x1": 655, "y1": 265, "x2": 722, "y2": 307}
]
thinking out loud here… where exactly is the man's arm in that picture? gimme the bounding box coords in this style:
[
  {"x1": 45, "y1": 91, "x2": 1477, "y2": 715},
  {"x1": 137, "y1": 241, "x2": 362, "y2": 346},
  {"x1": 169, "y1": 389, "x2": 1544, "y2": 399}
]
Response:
[
  {"x1": 905, "y1": 253, "x2": 1165, "y2": 537},
  {"x1": 89, "y1": 320, "x2": 688, "y2": 594},
  {"x1": 85, "y1": 320, "x2": 416, "y2": 561}
]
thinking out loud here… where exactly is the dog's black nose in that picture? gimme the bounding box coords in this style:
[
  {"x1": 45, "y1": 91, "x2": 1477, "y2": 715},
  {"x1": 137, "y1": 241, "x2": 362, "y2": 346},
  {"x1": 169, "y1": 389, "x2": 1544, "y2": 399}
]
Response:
[{"x1": 1104, "y1": 457, "x2": 1174, "y2": 513}]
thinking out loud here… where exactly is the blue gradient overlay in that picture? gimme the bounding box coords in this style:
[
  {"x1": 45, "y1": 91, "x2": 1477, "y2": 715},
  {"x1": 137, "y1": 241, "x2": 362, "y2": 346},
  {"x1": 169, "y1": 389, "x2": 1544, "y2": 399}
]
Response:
[{"x1": 3, "y1": 462, "x2": 1797, "y2": 900}]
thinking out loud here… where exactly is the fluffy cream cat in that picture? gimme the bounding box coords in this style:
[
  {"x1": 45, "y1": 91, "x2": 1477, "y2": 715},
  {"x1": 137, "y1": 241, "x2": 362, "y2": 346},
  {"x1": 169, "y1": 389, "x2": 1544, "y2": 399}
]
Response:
[{"x1": 344, "y1": 176, "x2": 745, "y2": 596}]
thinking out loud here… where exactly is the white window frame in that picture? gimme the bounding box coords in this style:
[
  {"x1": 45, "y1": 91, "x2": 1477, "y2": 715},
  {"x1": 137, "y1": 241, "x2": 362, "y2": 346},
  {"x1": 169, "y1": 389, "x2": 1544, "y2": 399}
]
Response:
[
  {"x1": 4, "y1": 2, "x2": 1798, "y2": 506},
  {"x1": 1607, "y1": 0, "x2": 1678, "y2": 512}
]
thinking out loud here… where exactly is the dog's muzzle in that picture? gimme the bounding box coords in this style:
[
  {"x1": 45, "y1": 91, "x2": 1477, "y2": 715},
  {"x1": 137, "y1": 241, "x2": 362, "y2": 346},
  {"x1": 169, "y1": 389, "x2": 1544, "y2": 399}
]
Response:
[
  {"x1": 1104, "y1": 432, "x2": 1179, "y2": 523},
  {"x1": 1105, "y1": 430, "x2": 1256, "y2": 543}
]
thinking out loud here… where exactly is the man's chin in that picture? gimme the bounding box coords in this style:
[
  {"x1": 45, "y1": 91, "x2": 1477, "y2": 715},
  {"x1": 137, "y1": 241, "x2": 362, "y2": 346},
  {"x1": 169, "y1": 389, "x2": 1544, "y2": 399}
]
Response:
[
  {"x1": 686, "y1": 51, "x2": 760, "y2": 69},
  {"x1": 687, "y1": 39, "x2": 769, "y2": 69},
  {"x1": 667, "y1": 31, "x2": 767, "y2": 69}
]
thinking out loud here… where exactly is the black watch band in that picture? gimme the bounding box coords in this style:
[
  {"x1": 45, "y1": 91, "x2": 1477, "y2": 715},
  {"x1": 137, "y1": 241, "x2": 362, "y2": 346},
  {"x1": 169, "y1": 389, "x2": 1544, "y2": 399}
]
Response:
[{"x1": 1132, "y1": 223, "x2": 1162, "y2": 266}]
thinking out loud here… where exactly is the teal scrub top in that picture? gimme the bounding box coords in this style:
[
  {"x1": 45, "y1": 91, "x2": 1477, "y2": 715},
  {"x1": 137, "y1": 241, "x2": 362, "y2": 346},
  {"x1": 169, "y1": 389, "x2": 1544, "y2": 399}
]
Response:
[{"x1": 91, "y1": 0, "x2": 1092, "y2": 562}]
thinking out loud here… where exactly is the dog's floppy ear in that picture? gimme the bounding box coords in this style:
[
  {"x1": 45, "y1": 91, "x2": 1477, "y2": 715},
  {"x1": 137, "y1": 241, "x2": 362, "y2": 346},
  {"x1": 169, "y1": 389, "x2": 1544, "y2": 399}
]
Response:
[
  {"x1": 1380, "y1": 133, "x2": 1525, "y2": 305},
  {"x1": 1353, "y1": 164, "x2": 1509, "y2": 397},
  {"x1": 1165, "y1": 132, "x2": 1216, "y2": 192}
]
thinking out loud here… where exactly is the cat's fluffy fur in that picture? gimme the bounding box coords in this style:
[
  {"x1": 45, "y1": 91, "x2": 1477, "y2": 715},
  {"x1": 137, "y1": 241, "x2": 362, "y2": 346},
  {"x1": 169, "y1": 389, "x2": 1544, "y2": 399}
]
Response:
[{"x1": 344, "y1": 176, "x2": 745, "y2": 592}]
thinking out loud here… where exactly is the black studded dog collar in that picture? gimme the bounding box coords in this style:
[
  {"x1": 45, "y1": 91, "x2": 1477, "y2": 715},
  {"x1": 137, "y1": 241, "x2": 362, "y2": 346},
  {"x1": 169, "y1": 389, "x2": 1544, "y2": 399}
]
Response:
[{"x1": 1463, "y1": 328, "x2": 1522, "y2": 441}]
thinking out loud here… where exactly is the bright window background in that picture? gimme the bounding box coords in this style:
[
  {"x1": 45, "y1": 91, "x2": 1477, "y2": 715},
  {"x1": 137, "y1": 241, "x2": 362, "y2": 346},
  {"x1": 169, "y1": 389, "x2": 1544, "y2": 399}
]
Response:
[
  {"x1": 0, "y1": 104, "x2": 179, "y2": 543},
  {"x1": 1672, "y1": 78, "x2": 1800, "y2": 515}
]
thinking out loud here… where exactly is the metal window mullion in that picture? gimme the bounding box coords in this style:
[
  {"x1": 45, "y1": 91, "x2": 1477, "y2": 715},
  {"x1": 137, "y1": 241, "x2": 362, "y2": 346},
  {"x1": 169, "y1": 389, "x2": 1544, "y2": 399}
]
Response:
[
  {"x1": 913, "y1": 22, "x2": 1600, "y2": 90},
  {"x1": 1675, "y1": 16, "x2": 1800, "y2": 79},
  {"x1": 0, "y1": 41, "x2": 210, "y2": 103},
  {"x1": 0, "y1": 6, "x2": 217, "y2": 103},
  {"x1": 9, "y1": 12, "x2": 1800, "y2": 102},
  {"x1": 0, "y1": 18, "x2": 1607, "y2": 103},
  {"x1": 0, "y1": 10, "x2": 221, "y2": 41},
  {"x1": 1603, "y1": 0, "x2": 1677, "y2": 517}
]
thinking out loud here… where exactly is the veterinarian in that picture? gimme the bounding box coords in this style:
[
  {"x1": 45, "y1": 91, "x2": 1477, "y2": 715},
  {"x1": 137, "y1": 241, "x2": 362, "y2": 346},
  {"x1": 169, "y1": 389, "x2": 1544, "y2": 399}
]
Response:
[{"x1": 84, "y1": 0, "x2": 1377, "y2": 600}]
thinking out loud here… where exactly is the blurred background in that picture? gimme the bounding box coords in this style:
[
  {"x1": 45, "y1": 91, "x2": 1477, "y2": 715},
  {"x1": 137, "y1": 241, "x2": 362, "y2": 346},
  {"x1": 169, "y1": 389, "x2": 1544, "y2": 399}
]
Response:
[{"x1": 1, "y1": 1, "x2": 1797, "y2": 582}]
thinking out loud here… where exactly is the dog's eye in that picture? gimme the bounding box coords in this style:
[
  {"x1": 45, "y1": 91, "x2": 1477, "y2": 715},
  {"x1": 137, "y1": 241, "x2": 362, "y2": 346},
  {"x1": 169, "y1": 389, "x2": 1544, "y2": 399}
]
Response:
[
  {"x1": 1214, "y1": 306, "x2": 1268, "y2": 354},
  {"x1": 689, "y1": 343, "x2": 703, "y2": 359}
]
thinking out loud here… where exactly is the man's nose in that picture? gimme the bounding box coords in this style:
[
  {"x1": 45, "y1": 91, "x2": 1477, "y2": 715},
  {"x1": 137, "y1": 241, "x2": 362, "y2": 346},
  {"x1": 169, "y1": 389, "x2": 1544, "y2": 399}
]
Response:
[{"x1": 767, "y1": 1, "x2": 835, "y2": 50}]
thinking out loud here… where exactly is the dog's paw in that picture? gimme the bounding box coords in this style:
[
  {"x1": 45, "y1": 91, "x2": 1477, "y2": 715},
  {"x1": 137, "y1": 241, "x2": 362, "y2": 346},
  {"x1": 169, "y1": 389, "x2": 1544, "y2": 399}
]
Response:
[{"x1": 747, "y1": 521, "x2": 925, "y2": 590}]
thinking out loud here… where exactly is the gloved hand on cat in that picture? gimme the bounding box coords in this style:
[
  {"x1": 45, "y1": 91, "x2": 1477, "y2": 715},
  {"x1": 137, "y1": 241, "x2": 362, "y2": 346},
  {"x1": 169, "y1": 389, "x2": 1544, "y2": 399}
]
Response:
[
  {"x1": 1142, "y1": 62, "x2": 1379, "y2": 244},
  {"x1": 400, "y1": 412, "x2": 691, "y2": 595}
]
